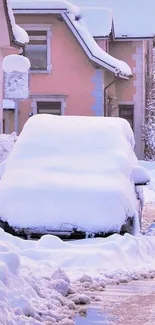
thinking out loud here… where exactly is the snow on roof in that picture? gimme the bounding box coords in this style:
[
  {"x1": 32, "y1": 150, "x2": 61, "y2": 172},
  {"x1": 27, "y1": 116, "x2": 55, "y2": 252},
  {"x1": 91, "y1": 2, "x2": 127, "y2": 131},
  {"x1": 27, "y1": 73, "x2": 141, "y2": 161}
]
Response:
[
  {"x1": 11, "y1": 0, "x2": 80, "y2": 15},
  {"x1": 78, "y1": 7, "x2": 113, "y2": 37},
  {"x1": 71, "y1": 0, "x2": 155, "y2": 38},
  {"x1": 0, "y1": 115, "x2": 139, "y2": 233},
  {"x1": 6, "y1": 0, "x2": 29, "y2": 44},
  {"x1": 64, "y1": 13, "x2": 132, "y2": 77},
  {"x1": 3, "y1": 99, "x2": 15, "y2": 109},
  {"x1": 11, "y1": 0, "x2": 131, "y2": 77}
]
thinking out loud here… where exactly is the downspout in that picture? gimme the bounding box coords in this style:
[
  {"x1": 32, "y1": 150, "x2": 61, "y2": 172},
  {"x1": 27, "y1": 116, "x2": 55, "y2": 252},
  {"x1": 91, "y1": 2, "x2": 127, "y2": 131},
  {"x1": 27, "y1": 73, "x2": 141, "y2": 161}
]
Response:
[{"x1": 104, "y1": 78, "x2": 116, "y2": 117}]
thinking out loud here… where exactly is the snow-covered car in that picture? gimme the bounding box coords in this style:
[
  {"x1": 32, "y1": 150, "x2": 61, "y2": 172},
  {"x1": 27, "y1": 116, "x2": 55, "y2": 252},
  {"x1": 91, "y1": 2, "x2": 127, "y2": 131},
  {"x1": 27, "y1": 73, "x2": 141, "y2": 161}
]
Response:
[{"x1": 0, "y1": 115, "x2": 150, "y2": 239}]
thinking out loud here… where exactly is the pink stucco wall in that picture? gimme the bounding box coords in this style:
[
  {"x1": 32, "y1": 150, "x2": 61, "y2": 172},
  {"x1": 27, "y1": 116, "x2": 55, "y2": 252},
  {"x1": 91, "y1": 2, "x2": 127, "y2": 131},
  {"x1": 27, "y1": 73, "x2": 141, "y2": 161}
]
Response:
[
  {"x1": 96, "y1": 39, "x2": 108, "y2": 52},
  {"x1": 0, "y1": 2, "x2": 10, "y2": 48},
  {"x1": 0, "y1": 1, "x2": 14, "y2": 132},
  {"x1": 15, "y1": 14, "x2": 100, "y2": 130}
]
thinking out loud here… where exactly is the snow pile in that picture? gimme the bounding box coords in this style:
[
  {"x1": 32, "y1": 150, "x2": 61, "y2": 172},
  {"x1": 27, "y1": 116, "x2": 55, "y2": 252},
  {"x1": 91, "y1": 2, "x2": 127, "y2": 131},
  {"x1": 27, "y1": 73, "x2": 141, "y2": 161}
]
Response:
[
  {"x1": 1, "y1": 229, "x2": 155, "y2": 325},
  {"x1": 140, "y1": 161, "x2": 155, "y2": 203},
  {"x1": 0, "y1": 115, "x2": 142, "y2": 234},
  {"x1": 0, "y1": 229, "x2": 77, "y2": 325},
  {"x1": 6, "y1": 0, "x2": 29, "y2": 44},
  {"x1": 0, "y1": 133, "x2": 17, "y2": 164},
  {"x1": 2, "y1": 55, "x2": 30, "y2": 73}
]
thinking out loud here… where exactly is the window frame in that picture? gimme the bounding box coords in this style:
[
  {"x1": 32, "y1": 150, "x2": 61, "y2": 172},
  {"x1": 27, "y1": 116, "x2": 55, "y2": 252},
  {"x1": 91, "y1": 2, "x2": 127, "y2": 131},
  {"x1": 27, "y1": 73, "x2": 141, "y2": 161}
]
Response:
[
  {"x1": 30, "y1": 95, "x2": 67, "y2": 116},
  {"x1": 21, "y1": 24, "x2": 52, "y2": 74},
  {"x1": 118, "y1": 103, "x2": 134, "y2": 131}
]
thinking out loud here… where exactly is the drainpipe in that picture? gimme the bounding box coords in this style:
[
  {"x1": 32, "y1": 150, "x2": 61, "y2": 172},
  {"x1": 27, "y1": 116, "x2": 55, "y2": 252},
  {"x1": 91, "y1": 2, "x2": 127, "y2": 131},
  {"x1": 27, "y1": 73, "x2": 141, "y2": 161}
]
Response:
[
  {"x1": 14, "y1": 100, "x2": 19, "y2": 135},
  {"x1": 104, "y1": 79, "x2": 116, "y2": 117}
]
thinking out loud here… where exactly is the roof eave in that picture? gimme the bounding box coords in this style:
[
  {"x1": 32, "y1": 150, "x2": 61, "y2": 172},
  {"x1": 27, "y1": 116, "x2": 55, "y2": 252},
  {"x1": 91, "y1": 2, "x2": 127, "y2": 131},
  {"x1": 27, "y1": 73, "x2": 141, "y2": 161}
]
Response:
[
  {"x1": 3, "y1": 0, "x2": 25, "y2": 48},
  {"x1": 118, "y1": 73, "x2": 132, "y2": 80},
  {"x1": 62, "y1": 13, "x2": 132, "y2": 79},
  {"x1": 115, "y1": 36, "x2": 154, "y2": 40}
]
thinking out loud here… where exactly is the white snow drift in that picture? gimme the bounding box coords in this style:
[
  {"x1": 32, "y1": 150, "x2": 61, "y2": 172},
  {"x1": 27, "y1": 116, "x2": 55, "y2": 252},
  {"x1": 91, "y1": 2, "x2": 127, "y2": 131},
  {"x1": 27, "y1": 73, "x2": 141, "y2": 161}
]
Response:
[
  {"x1": 1, "y1": 229, "x2": 155, "y2": 324},
  {"x1": 0, "y1": 115, "x2": 149, "y2": 234},
  {"x1": 140, "y1": 160, "x2": 155, "y2": 204}
]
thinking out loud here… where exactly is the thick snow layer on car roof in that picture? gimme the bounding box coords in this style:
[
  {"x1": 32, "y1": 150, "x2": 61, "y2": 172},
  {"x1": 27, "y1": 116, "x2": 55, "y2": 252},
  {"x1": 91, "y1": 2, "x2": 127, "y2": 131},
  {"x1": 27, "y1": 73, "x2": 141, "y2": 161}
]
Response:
[{"x1": 0, "y1": 115, "x2": 140, "y2": 234}]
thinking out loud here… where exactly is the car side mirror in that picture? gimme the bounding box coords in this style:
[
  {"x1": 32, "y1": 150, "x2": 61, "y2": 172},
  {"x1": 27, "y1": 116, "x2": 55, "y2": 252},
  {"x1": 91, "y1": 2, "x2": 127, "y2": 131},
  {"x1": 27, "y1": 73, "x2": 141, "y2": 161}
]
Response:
[{"x1": 132, "y1": 165, "x2": 150, "y2": 186}]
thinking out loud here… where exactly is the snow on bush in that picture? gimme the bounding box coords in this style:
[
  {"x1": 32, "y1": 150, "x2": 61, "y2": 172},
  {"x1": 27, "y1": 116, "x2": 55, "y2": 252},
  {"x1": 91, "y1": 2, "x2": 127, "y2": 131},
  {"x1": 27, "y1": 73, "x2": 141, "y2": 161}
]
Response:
[
  {"x1": 143, "y1": 74, "x2": 155, "y2": 160},
  {"x1": 0, "y1": 132, "x2": 17, "y2": 163}
]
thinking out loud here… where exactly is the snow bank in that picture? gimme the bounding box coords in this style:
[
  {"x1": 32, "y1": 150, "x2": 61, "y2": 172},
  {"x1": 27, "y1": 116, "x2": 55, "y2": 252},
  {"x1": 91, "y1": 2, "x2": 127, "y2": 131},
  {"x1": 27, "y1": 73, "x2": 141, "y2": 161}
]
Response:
[
  {"x1": 0, "y1": 115, "x2": 141, "y2": 233},
  {"x1": 139, "y1": 161, "x2": 155, "y2": 203},
  {"x1": 1, "y1": 229, "x2": 155, "y2": 324},
  {"x1": 0, "y1": 229, "x2": 76, "y2": 325}
]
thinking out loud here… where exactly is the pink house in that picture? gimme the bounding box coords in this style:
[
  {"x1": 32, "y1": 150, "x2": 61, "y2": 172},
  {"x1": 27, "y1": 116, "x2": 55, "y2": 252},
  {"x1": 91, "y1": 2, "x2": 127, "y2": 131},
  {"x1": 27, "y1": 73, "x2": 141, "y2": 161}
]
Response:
[
  {"x1": 1, "y1": 0, "x2": 28, "y2": 133},
  {"x1": 4, "y1": 0, "x2": 154, "y2": 159}
]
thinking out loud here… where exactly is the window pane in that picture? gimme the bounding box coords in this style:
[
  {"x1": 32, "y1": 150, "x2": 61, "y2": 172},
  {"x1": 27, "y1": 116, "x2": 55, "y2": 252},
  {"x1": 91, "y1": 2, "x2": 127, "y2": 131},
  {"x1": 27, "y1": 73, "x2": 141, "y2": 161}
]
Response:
[
  {"x1": 37, "y1": 102, "x2": 61, "y2": 115},
  {"x1": 25, "y1": 31, "x2": 47, "y2": 70},
  {"x1": 119, "y1": 105, "x2": 134, "y2": 130},
  {"x1": 25, "y1": 44, "x2": 47, "y2": 70}
]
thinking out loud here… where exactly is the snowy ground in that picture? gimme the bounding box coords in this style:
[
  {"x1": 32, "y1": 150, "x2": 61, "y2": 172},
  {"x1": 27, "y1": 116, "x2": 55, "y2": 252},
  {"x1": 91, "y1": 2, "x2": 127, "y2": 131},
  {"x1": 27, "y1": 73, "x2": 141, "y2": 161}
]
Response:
[
  {"x1": 140, "y1": 161, "x2": 155, "y2": 230},
  {"x1": 0, "y1": 160, "x2": 155, "y2": 324}
]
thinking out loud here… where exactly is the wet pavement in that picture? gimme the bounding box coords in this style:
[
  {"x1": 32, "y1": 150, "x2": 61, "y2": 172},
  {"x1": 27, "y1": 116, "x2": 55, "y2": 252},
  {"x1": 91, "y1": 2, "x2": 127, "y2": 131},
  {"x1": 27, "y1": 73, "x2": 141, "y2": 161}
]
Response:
[
  {"x1": 75, "y1": 280, "x2": 155, "y2": 325},
  {"x1": 104, "y1": 279, "x2": 155, "y2": 296},
  {"x1": 75, "y1": 308, "x2": 113, "y2": 325}
]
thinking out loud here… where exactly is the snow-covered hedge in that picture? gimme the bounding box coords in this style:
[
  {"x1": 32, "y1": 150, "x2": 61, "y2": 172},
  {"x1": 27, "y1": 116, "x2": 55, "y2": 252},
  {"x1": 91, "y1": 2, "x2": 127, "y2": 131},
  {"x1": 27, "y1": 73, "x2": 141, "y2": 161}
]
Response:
[
  {"x1": 0, "y1": 132, "x2": 17, "y2": 163},
  {"x1": 143, "y1": 62, "x2": 155, "y2": 160}
]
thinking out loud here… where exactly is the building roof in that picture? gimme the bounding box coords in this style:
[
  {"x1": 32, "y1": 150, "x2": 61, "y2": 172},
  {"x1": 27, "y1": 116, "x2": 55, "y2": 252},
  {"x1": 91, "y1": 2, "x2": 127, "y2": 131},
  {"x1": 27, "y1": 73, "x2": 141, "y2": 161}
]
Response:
[
  {"x1": 79, "y1": 7, "x2": 113, "y2": 38},
  {"x1": 11, "y1": 0, "x2": 132, "y2": 78},
  {"x1": 3, "y1": 0, "x2": 29, "y2": 46},
  {"x1": 71, "y1": 0, "x2": 155, "y2": 38}
]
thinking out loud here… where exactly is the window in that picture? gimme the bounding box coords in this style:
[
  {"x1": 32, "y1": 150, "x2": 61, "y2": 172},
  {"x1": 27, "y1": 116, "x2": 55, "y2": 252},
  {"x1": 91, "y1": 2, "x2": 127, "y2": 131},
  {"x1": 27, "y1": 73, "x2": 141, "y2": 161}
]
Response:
[
  {"x1": 25, "y1": 31, "x2": 47, "y2": 71},
  {"x1": 37, "y1": 102, "x2": 61, "y2": 115},
  {"x1": 119, "y1": 105, "x2": 134, "y2": 130}
]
